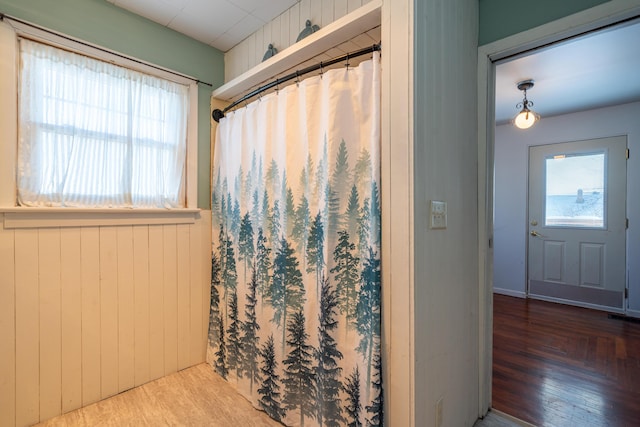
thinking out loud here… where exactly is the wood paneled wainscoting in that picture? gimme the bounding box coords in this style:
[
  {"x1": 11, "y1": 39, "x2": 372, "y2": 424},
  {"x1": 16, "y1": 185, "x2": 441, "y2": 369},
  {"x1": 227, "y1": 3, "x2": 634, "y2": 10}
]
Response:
[
  {"x1": 0, "y1": 211, "x2": 212, "y2": 427},
  {"x1": 493, "y1": 294, "x2": 640, "y2": 426}
]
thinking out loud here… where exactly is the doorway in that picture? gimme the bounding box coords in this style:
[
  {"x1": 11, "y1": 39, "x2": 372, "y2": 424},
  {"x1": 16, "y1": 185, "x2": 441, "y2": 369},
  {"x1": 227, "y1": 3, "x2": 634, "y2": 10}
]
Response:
[{"x1": 477, "y1": 3, "x2": 640, "y2": 420}]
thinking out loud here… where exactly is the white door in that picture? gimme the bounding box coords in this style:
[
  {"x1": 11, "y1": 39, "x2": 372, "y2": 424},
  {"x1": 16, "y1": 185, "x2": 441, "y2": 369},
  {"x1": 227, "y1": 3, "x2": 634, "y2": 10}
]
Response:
[{"x1": 528, "y1": 136, "x2": 627, "y2": 310}]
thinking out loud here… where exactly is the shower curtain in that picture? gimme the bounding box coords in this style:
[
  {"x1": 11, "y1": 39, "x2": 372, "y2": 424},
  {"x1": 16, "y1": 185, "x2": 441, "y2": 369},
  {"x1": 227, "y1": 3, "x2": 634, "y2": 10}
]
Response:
[{"x1": 207, "y1": 52, "x2": 381, "y2": 427}]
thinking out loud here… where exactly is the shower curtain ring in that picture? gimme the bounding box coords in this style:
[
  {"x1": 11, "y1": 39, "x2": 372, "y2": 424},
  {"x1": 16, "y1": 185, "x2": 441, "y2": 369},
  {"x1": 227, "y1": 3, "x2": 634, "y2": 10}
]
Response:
[
  {"x1": 319, "y1": 61, "x2": 323, "y2": 77},
  {"x1": 295, "y1": 70, "x2": 300, "y2": 86},
  {"x1": 345, "y1": 53, "x2": 350, "y2": 70}
]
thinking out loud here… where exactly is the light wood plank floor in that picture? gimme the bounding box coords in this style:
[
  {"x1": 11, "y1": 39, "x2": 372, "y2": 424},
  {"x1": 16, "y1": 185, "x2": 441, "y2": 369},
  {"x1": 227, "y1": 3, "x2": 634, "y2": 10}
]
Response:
[
  {"x1": 37, "y1": 361, "x2": 525, "y2": 427},
  {"x1": 34, "y1": 338, "x2": 542, "y2": 427},
  {"x1": 35, "y1": 363, "x2": 282, "y2": 426}
]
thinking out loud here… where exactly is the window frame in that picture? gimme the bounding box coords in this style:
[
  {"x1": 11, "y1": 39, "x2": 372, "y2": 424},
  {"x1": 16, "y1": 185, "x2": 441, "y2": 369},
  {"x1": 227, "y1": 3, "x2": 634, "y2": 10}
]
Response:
[{"x1": 0, "y1": 19, "x2": 199, "y2": 227}]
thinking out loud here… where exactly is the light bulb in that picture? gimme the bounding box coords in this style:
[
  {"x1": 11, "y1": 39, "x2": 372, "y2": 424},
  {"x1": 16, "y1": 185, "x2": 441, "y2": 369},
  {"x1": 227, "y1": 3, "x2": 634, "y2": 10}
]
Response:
[{"x1": 514, "y1": 109, "x2": 537, "y2": 129}]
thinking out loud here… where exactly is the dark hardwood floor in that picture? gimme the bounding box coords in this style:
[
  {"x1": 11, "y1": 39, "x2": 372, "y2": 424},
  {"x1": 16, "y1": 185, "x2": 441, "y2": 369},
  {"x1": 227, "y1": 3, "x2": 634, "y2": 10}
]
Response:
[{"x1": 492, "y1": 294, "x2": 640, "y2": 427}]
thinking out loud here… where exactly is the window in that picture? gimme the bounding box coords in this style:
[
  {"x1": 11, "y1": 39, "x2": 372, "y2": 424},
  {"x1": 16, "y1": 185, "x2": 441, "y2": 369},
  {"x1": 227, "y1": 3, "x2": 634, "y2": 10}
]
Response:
[
  {"x1": 17, "y1": 39, "x2": 189, "y2": 209},
  {"x1": 544, "y1": 152, "x2": 605, "y2": 228}
]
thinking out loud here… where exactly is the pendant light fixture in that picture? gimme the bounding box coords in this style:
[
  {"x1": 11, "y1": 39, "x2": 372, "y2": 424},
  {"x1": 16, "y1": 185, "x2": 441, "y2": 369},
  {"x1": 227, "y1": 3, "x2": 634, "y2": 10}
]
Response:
[{"x1": 514, "y1": 80, "x2": 539, "y2": 129}]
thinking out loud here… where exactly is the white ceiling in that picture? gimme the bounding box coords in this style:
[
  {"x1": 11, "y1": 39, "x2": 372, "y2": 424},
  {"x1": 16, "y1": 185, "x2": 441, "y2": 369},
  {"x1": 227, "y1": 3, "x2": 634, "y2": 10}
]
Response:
[
  {"x1": 107, "y1": 1, "x2": 640, "y2": 120},
  {"x1": 495, "y1": 19, "x2": 640, "y2": 125},
  {"x1": 107, "y1": 0, "x2": 299, "y2": 52}
]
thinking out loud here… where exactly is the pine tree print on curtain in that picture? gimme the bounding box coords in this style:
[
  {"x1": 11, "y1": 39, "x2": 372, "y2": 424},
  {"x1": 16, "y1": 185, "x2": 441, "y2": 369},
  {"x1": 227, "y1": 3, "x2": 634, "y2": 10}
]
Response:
[{"x1": 207, "y1": 52, "x2": 382, "y2": 427}]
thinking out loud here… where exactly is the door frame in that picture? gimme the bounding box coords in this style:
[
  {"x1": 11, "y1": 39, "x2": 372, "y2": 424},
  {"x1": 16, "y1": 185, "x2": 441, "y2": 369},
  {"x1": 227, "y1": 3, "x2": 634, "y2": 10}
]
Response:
[{"x1": 476, "y1": 0, "x2": 640, "y2": 416}]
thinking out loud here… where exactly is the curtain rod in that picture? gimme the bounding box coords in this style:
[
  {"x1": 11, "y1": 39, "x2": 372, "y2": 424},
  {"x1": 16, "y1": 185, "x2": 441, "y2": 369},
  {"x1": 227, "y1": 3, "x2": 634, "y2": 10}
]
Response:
[
  {"x1": 0, "y1": 12, "x2": 213, "y2": 87},
  {"x1": 212, "y1": 43, "x2": 381, "y2": 122}
]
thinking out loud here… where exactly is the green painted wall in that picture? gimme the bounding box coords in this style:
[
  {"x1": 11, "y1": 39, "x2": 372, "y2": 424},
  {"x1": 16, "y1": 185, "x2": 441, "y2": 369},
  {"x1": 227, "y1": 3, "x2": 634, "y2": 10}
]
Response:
[
  {"x1": 479, "y1": 0, "x2": 610, "y2": 45},
  {"x1": 0, "y1": 0, "x2": 224, "y2": 209}
]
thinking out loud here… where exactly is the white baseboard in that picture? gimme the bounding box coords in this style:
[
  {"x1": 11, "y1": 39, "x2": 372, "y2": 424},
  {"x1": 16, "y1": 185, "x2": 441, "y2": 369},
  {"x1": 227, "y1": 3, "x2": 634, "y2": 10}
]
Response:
[
  {"x1": 626, "y1": 308, "x2": 640, "y2": 318},
  {"x1": 493, "y1": 288, "x2": 526, "y2": 298},
  {"x1": 528, "y1": 294, "x2": 625, "y2": 314}
]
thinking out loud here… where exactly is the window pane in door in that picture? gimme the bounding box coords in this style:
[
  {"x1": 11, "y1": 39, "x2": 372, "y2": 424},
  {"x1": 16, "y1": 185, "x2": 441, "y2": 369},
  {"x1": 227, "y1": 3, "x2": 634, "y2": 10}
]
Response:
[{"x1": 545, "y1": 152, "x2": 605, "y2": 228}]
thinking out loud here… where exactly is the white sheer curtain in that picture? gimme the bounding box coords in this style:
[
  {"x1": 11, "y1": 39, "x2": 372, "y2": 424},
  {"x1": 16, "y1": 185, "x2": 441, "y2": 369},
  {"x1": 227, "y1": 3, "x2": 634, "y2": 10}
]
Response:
[{"x1": 17, "y1": 39, "x2": 189, "y2": 208}]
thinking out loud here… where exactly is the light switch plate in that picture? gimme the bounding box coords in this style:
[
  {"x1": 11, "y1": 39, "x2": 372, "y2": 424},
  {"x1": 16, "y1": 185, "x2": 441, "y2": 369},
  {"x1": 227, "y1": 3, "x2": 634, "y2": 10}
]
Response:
[{"x1": 430, "y1": 200, "x2": 447, "y2": 229}]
